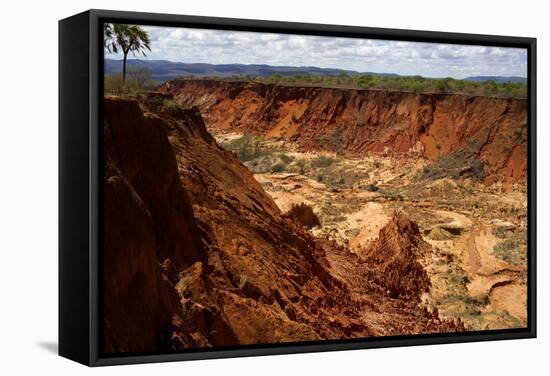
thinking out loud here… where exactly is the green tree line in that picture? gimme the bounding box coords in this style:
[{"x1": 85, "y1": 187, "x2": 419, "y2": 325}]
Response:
[{"x1": 256, "y1": 72, "x2": 527, "y2": 98}]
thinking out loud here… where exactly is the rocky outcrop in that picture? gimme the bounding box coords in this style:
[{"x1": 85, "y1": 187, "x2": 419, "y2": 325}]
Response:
[
  {"x1": 158, "y1": 79, "x2": 527, "y2": 185},
  {"x1": 361, "y1": 213, "x2": 431, "y2": 300},
  {"x1": 284, "y1": 203, "x2": 321, "y2": 229}
]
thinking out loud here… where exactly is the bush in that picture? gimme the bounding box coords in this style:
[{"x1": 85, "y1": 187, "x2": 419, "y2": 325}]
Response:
[
  {"x1": 361, "y1": 183, "x2": 379, "y2": 192},
  {"x1": 271, "y1": 163, "x2": 286, "y2": 173},
  {"x1": 417, "y1": 140, "x2": 486, "y2": 182},
  {"x1": 295, "y1": 158, "x2": 307, "y2": 172},
  {"x1": 104, "y1": 74, "x2": 127, "y2": 95},
  {"x1": 162, "y1": 98, "x2": 179, "y2": 110},
  {"x1": 311, "y1": 156, "x2": 336, "y2": 168},
  {"x1": 378, "y1": 188, "x2": 403, "y2": 200},
  {"x1": 221, "y1": 135, "x2": 267, "y2": 162},
  {"x1": 104, "y1": 67, "x2": 154, "y2": 96},
  {"x1": 493, "y1": 239, "x2": 518, "y2": 253},
  {"x1": 493, "y1": 238, "x2": 525, "y2": 265},
  {"x1": 278, "y1": 154, "x2": 294, "y2": 164}
]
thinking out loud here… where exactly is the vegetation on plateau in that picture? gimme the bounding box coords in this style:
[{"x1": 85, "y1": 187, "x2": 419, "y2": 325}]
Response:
[
  {"x1": 203, "y1": 72, "x2": 527, "y2": 98},
  {"x1": 104, "y1": 66, "x2": 159, "y2": 95}
]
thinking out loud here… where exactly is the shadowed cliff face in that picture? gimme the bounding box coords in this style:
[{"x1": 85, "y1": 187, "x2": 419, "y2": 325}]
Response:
[
  {"x1": 158, "y1": 79, "x2": 527, "y2": 185},
  {"x1": 102, "y1": 95, "x2": 464, "y2": 353},
  {"x1": 141, "y1": 97, "x2": 372, "y2": 345},
  {"x1": 103, "y1": 97, "x2": 205, "y2": 353}
]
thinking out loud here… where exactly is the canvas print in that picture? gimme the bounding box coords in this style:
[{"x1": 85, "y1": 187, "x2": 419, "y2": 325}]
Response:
[{"x1": 102, "y1": 23, "x2": 529, "y2": 354}]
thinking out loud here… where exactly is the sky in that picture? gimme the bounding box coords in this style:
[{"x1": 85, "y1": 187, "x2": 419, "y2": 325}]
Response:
[{"x1": 105, "y1": 25, "x2": 527, "y2": 79}]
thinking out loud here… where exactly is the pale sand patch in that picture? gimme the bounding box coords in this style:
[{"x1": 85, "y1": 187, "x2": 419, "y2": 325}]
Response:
[
  {"x1": 431, "y1": 209, "x2": 473, "y2": 228},
  {"x1": 254, "y1": 173, "x2": 326, "y2": 213},
  {"x1": 213, "y1": 132, "x2": 245, "y2": 143},
  {"x1": 472, "y1": 225, "x2": 505, "y2": 275},
  {"x1": 348, "y1": 202, "x2": 390, "y2": 250},
  {"x1": 267, "y1": 191, "x2": 311, "y2": 213},
  {"x1": 488, "y1": 284, "x2": 527, "y2": 323}
]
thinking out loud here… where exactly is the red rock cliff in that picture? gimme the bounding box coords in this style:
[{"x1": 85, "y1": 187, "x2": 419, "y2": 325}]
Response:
[{"x1": 158, "y1": 79, "x2": 527, "y2": 185}]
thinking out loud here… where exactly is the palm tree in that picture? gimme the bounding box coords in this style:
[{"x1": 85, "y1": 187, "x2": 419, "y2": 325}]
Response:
[
  {"x1": 104, "y1": 24, "x2": 151, "y2": 86},
  {"x1": 103, "y1": 23, "x2": 113, "y2": 50}
]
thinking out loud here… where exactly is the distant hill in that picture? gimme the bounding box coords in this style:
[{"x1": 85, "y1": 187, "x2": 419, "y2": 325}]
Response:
[
  {"x1": 104, "y1": 59, "x2": 399, "y2": 81},
  {"x1": 464, "y1": 76, "x2": 527, "y2": 84},
  {"x1": 104, "y1": 59, "x2": 526, "y2": 84}
]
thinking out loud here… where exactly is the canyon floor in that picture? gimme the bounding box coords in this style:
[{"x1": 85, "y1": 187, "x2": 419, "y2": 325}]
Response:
[{"x1": 215, "y1": 132, "x2": 528, "y2": 331}]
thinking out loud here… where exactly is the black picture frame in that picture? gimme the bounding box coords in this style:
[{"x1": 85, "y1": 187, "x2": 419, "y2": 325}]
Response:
[{"x1": 59, "y1": 9, "x2": 537, "y2": 367}]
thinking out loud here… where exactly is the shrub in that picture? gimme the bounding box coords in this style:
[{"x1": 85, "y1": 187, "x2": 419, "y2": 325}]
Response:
[
  {"x1": 311, "y1": 156, "x2": 336, "y2": 168},
  {"x1": 493, "y1": 238, "x2": 525, "y2": 265},
  {"x1": 221, "y1": 135, "x2": 267, "y2": 162},
  {"x1": 271, "y1": 163, "x2": 286, "y2": 173},
  {"x1": 104, "y1": 67, "x2": 155, "y2": 96},
  {"x1": 417, "y1": 140, "x2": 486, "y2": 182},
  {"x1": 361, "y1": 183, "x2": 379, "y2": 192},
  {"x1": 104, "y1": 74, "x2": 128, "y2": 95},
  {"x1": 295, "y1": 158, "x2": 307, "y2": 172},
  {"x1": 278, "y1": 154, "x2": 294, "y2": 164},
  {"x1": 378, "y1": 189, "x2": 404, "y2": 201},
  {"x1": 162, "y1": 98, "x2": 179, "y2": 111},
  {"x1": 127, "y1": 67, "x2": 153, "y2": 89}
]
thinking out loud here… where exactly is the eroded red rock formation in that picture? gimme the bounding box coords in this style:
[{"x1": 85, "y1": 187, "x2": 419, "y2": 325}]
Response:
[
  {"x1": 284, "y1": 203, "x2": 321, "y2": 229},
  {"x1": 102, "y1": 95, "x2": 463, "y2": 353},
  {"x1": 158, "y1": 79, "x2": 527, "y2": 185},
  {"x1": 360, "y1": 213, "x2": 430, "y2": 300}
]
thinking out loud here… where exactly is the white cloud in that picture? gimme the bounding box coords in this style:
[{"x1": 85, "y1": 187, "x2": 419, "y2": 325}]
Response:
[{"x1": 105, "y1": 25, "x2": 527, "y2": 79}]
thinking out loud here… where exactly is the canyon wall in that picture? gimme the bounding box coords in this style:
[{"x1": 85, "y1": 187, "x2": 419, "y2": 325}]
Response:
[
  {"x1": 159, "y1": 79, "x2": 528, "y2": 184},
  {"x1": 103, "y1": 97, "x2": 202, "y2": 353},
  {"x1": 102, "y1": 95, "x2": 463, "y2": 353}
]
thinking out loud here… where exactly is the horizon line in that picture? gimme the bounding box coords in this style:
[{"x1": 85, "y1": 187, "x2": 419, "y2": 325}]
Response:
[{"x1": 104, "y1": 58, "x2": 527, "y2": 80}]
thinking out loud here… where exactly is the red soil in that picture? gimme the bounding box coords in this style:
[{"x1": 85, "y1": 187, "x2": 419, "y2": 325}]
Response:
[{"x1": 159, "y1": 79, "x2": 527, "y2": 185}]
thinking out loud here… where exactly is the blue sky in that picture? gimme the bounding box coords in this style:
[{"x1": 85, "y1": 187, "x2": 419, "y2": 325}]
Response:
[{"x1": 105, "y1": 25, "x2": 527, "y2": 79}]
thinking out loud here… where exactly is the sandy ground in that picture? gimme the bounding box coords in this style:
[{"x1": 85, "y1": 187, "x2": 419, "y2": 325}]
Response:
[{"x1": 347, "y1": 203, "x2": 390, "y2": 249}]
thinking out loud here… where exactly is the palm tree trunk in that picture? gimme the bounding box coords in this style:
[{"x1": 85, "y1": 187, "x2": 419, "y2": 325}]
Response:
[{"x1": 122, "y1": 52, "x2": 128, "y2": 87}]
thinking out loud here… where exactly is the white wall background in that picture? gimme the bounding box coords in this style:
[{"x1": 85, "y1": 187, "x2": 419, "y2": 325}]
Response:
[{"x1": 0, "y1": 0, "x2": 546, "y2": 374}]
